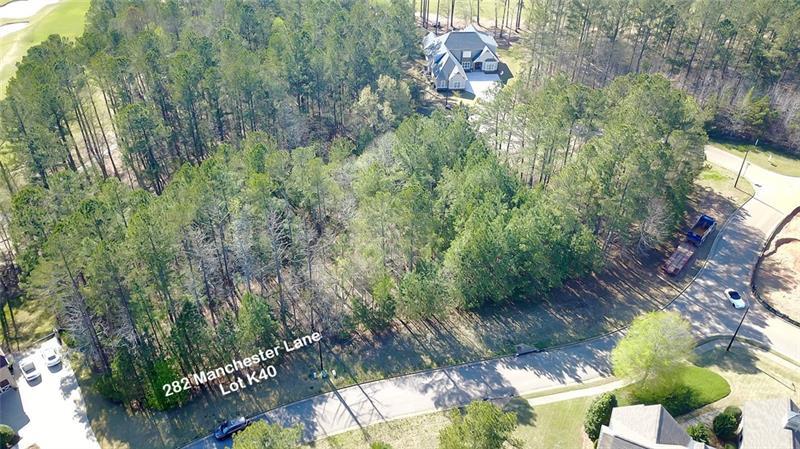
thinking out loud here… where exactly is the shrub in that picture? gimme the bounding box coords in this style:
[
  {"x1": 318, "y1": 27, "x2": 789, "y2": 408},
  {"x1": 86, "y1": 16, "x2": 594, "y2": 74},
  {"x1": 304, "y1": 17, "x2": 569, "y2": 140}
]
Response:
[
  {"x1": 713, "y1": 411, "x2": 738, "y2": 441},
  {"x1": 584, "y1": 393, "x2": 618, "y2": 441},
  {"x1": 232, "y1": 421, "x2": 301, "y2": 448},
  {"x1": 723, "y1": 406, "x2": 742, "y2": 424},
  {"x1": 0, "y1": 424, "x2": 17, "y2": 448},
  {"x1": 686, "y1": 423, "x2": 711, "y2": 444},
  {"x1": 641, "y1": 384, "x2": 695, "y2": 416},
  {"x1": 724, "y1": 444, "x2": 736, "y2": 449},
  {"x1": 370, "y1": 443, "x2": 393, "y2": 449}
]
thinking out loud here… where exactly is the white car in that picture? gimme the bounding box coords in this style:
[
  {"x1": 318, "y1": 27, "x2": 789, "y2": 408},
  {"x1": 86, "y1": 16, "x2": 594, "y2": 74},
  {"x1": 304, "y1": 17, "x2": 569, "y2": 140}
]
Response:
[
  {"x1": 725, "y1": 289, "x2": 747, "y2": 309},
  {"x1": 42, "y1": 348, "x2": 61, "y2": 367},
  {"x1": 19, "y1": 358, "x2": 41, "y2": 382}
]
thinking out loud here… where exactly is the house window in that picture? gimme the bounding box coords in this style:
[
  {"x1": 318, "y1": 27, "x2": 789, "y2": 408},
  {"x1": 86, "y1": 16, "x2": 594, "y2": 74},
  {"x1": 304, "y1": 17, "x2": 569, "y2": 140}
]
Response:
[
  {"x1": 483, "y1": 61, "x2": 497, "y2": 72},
  {"x1": 462, "y1": 61, "x2": 472, "y2": 71},
  {"x1": 0, "y1": 379, "x2": 9, "y2": 393},
  {"x1": 451, "y1": 80, "x2": 463, "y2": 89}
]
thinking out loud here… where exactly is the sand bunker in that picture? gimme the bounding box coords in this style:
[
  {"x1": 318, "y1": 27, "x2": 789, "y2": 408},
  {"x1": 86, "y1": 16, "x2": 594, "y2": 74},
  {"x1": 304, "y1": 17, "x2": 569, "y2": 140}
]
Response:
[
  {"x1": 0, "y1": 21, "x2": 29, "y2": 38},
  {"x1": 0, "y1": 0, "x2": 59, "y2": 20}
]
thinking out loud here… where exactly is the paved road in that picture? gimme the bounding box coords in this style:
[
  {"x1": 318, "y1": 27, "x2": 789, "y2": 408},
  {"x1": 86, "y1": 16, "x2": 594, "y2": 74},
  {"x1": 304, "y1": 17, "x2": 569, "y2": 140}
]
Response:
[{"x1": 183, "y1": 145, "x2": 800, "y2": 449}]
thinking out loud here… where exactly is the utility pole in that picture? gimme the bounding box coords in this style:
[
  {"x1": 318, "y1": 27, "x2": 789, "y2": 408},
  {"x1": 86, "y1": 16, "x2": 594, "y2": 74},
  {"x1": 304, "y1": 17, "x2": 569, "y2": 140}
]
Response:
[
  {"x1": 726, "y1": 306, "x2": 750, "y2": 352},
  {"x1": 734, "y1": 138, "x2": 756, "y2": 188}
]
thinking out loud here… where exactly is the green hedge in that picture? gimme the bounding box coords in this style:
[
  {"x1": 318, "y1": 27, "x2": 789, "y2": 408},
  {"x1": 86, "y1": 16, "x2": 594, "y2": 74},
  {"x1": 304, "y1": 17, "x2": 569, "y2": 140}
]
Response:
[{"x1": 584, "y1": 393, "x2": 617, "y2": 441}]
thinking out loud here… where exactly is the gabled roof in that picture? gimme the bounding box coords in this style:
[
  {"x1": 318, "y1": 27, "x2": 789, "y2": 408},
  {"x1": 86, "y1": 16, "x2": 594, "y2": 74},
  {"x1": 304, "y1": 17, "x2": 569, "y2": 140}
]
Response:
[
  {"x1": 444, "y1": 31, "x2": 489, "y2": 55},
  {"x1": 423, "y1": 27, "x2": 498, "y2": 63},
  {"x1": 463, "y1": 24, "x2": 498, "y2": 48},
  {"x1": 430, "y1": 51, "x2": 466, "y2": 82},
  {"x1": 474, "y1": 45, "x2": 498, "y2": 63},
  {"x1": 598, "y1": 405, "x2": 710, "y2": 449}
]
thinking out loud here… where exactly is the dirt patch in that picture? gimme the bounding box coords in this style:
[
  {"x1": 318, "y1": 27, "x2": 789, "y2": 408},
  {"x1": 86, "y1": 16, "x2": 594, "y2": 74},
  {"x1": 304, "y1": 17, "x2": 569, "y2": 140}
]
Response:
[{"x1": 756, "y1": 208, "x2": 800, "y2": 323}]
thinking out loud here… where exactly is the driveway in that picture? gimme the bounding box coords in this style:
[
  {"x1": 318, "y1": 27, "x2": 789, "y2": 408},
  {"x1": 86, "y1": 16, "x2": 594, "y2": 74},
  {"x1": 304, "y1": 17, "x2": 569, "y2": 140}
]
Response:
[
  {"x1": 183, "y1": 145, "x2": 800, "y2": 449},
  {"x1": 0, "y1": 337, "x2": 100, "y2": 449},
  {"x1": 465, "y1": 72, "x2": 500, "y2": 101}
]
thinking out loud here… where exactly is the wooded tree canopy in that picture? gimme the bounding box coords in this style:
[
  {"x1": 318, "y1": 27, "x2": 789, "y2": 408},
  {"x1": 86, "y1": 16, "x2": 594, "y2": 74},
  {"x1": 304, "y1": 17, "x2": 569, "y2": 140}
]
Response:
[
  {"x1": 0, "y1": 0, "x2": 417, "y2": 190},
  {"x1": 0, "y1": 0, "x2": 708, "y2": 429},
  {"x1": 516, "y1": 0, "x2": 800, "y2": 151}
]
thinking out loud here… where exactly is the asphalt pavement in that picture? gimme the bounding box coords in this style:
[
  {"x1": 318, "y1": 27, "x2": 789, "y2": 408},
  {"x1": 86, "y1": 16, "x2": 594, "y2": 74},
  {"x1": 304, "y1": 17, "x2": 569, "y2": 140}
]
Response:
[{"x1": 182, "y1": 145, "x2": 800, "y2": 449}]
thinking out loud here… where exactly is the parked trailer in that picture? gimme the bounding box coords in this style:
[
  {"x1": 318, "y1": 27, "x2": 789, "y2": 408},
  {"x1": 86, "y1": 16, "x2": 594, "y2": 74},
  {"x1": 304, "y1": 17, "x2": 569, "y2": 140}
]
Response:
[
  {"x1": 663, "y1": 242, "x2": 695, "y2": 276},
  {"x1": 662, "y1": 215, "x2": 717, "y2": 276}
]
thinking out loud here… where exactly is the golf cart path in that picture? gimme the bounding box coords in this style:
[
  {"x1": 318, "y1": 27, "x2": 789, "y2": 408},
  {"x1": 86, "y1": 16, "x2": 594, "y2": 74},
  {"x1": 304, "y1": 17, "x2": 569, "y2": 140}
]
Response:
[{"x1": 182, "y1": 144, "x2": 800, "y2": 449}]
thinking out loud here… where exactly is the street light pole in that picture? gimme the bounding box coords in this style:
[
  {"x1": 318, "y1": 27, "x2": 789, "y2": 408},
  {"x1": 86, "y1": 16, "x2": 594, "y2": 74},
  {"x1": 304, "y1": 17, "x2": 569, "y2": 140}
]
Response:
[
  {"x1": 726, "y1": 306, "x2": 750, "y2": 352},
  {"x1": 734, "y1": 138, "x2": 757, "y2": 188}
]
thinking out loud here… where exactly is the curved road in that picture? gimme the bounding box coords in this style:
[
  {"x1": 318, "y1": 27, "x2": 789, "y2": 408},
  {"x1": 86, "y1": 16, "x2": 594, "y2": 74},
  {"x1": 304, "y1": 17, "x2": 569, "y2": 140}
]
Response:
[{"x1": 183, "y1": 145, "x2": 800, "y2": 449}]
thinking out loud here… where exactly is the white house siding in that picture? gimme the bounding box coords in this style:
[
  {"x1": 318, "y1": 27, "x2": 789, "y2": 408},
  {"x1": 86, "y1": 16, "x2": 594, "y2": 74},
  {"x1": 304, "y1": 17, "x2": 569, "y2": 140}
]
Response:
[{"x1": 449, "y1": 72, "x2": 467, "y2": 90}]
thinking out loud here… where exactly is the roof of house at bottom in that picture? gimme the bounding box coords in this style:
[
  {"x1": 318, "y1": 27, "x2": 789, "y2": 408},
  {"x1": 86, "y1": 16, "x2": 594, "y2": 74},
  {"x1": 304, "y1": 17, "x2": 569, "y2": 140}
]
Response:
[
  {"x1": 598, "y1": 404, "x2": 711, "y2": 449},
  {"x1": 742, "y1": 398, "x2": 800, "y2": 449}
]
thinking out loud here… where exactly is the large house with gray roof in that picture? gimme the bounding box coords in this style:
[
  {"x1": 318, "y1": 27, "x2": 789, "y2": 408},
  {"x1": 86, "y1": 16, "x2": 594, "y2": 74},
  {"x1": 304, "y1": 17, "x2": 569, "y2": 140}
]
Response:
[
  {"x1": 598, "y1": 404, "x2": 711, "y2": 449},
  {"x1": 422, "y1": 25, "x2": 500, "y2": 91},
  {"x1": 599, "y1": 400, "x2": 800, "y2": 449}
]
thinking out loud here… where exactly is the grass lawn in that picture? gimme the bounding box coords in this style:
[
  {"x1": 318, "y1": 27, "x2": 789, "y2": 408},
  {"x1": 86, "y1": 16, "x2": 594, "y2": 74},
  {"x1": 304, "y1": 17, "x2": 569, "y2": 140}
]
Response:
[
  {"x1": 711, "y1": 139, "x2": 800, "y2": 177},
  {"x1": 616, "y1": 365, "x2": 730, "y2": 417},
  {"x1": 0, "y1": 0, "x2": 91, "y2": 98},
  {"x1": 1, "y1": 295, "x2": 56, "y2": 350},
  {"x1": 697, "y1": 161, "x2": 754, "y2": 207},
  {"x1": 304, "y1": 365, "x2": 727, "y2": 449},
  {"x1": 302, "y1": 410, "x2": 450, "y2": 449},
  {"x1": 451, "y1": 0, "x2": 515, "y2": 28},
  {"x1": 497, "y1": 45, "x2": 525, "y2": 83},
  {"x1": 301, "y1": 396, "x2": 594, "y2": 449},
  {"x1": 692, "y1": 346, "x2": 800, "y2": 411},
  {"x1": 507, "y1": 396, "x2": 593, "y2": 449}
]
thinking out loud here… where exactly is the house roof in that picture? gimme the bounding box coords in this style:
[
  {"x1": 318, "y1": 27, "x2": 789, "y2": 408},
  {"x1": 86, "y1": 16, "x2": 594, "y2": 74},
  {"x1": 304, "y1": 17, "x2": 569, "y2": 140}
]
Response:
[
  {"x1": 430, "y1": 48, "x2": 466, "y2": 82},
  {"x1": 474, "y1": 45, "x2": 498, "y2": 63},
  {"x1": 423, "y1": 27, "x2": 498, "y2": 82},
  {"x1": 742, "y1": 398, "x2": 800, "y2": 449},
  {"x1": 598, "y1": 405, "x2": 710, "y2": 449},
  {"x1": 444, "y1": 32, "x2": 490, "y2": 55},
  {"x1": 463, "y1": 24, "x2": 498, "y2": 48}
]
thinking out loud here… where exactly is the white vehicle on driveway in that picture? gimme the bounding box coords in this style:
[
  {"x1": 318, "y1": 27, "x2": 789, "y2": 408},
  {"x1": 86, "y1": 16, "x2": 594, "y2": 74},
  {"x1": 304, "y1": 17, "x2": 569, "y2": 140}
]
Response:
[
  {"x1": 19, "y1": 358, "x2": 40, "y2": 382},
  {"x1": 724, "y1": 289, "x2": 746, "y2": 309},
  {"x1": 41, "y1": 348, "x2": 61, "y2": 367}
]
